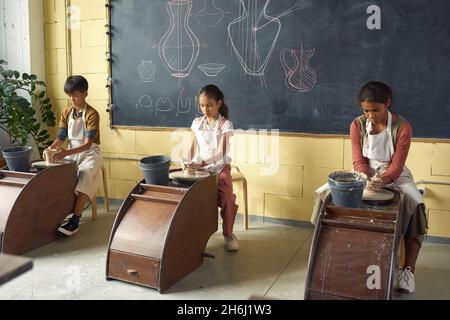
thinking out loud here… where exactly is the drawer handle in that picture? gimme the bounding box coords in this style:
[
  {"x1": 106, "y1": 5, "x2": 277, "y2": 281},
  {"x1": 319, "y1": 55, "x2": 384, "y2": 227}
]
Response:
[{"x1": 126, "y1": 269, "x2": 139, "y2": 276}]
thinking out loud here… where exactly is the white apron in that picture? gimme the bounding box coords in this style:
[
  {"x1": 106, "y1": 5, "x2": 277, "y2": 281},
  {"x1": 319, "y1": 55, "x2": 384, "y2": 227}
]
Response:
[
  {"x1": 311, "y1": 112, "x2": 423, "y2": 232},
  {"x1": 193, "y1": 116, "x2": 227, "y2": 172},
  {"x1": 363, "y1": 111, "x2": 423, "y2": 235},
  {"x1": 65, "y1": 108, "x2": 103, "y2": 200}
]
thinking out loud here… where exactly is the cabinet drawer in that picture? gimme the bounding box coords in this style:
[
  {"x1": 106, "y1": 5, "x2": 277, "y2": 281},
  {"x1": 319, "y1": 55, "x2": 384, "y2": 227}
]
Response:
[{"x1": 108, "y1": 250, "x2": 160, "y2": 288}]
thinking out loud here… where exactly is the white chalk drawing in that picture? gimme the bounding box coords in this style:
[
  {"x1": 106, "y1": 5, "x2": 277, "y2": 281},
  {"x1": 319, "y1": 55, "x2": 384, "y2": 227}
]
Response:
[
  {"x1": 227, "y1": 0, "x2": 299, "y2": 87},
  {"x1": 137, "y1": 60, "x2": 156, "y2": 82},
  {"x1": 195, "y1": 0, "x2": 228, "y2": 27},
  {"x1": 280, "y1": 44, "x2": 317, "y2": 92},
  {"x1": 136, "y1": 95, "x2": 153, "y2": 109},
  {"x1": 158, "y1": 0, "x2": 200, "y2": 78},
  {"x1": 176, "y1": 96, "x2": 191, "y2": 117},
  {"x1": 136, "y1": 95, "x2": 195, "y2": 117},
  {"x1": 197, "y1": 63, "x2": 226, "y2": 77},
  {"x1": 155, "y1": 97, "x2": 174, "y2": 115}
]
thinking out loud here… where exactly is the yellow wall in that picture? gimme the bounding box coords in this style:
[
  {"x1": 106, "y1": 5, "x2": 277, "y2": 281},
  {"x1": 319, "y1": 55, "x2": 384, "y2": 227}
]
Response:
[{"x1": 43, "y1": 0, "x2": 450, "y2": 237}]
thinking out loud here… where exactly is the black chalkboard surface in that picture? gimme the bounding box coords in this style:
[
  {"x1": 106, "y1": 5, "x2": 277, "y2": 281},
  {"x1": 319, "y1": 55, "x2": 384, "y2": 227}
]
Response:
[{"x1": 110, "y1": 0, "x2": 450, "y2": 138}]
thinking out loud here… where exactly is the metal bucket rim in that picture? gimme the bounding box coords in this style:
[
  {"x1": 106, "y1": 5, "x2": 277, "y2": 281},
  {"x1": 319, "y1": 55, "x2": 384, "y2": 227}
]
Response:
[{"x1": 328, "y1": 170, "x2": 367, "y2": 186}]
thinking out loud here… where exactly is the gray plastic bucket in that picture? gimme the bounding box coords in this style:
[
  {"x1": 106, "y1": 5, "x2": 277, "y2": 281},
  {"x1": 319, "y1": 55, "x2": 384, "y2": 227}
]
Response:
[
  {"x1": 1, "y1": 146, "x2": 32, "y2": 172},
  {"x1": 328, "y1": 171, "x2": 367, "y2": 208},
  {"x1": 139, "y1": 155, "x2": 171, "y2": 186}
]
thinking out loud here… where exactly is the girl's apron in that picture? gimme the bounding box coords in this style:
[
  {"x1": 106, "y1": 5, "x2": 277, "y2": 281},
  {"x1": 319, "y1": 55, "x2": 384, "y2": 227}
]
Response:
[
  {"x1": 193, "y1": 116, "x2": 227, "y2": 172},
  {"x1": 363, "y1": 111, "x2": 423, "y2": 235},
  {"x1": 66, "y1": 108, "x2": 103, "y2": 200}
]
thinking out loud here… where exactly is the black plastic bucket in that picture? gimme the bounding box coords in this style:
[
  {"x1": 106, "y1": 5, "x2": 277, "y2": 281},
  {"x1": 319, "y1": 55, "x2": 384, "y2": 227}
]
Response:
[
  {"x1": 1, "y1": 146, "x2": 32, "y2": 172},
  {"x1": 328, "y1": 171, "x2": 367, "y2": 208},
  {"x1": 139, "y1": 155, "x2": 171, "y2": 186}
]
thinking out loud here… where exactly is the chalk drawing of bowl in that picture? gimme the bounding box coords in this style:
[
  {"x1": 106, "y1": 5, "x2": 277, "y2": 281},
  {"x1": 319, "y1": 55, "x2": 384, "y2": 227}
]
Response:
[{"x1": 197, "y1": 63, "x2": 225, "y2": 77}]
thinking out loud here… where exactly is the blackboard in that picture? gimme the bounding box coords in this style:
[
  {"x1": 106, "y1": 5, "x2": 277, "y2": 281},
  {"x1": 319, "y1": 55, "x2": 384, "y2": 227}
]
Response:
[{"x1": 110, "y1": 0, "x2": 450, "y2": 138}]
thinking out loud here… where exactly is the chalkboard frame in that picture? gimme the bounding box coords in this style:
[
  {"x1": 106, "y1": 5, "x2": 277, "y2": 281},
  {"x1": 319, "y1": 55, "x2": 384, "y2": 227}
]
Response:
[{"x1": 105, "y1": 0, "x2": 450, "y2": 141}]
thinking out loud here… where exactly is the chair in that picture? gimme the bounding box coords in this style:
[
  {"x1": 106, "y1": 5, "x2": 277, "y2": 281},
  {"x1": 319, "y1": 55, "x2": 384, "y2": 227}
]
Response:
[
  {"x1": 91, "y1": 165, "x2": 109, "y2": 220},
  {"x1": 231, "y1": 165, "x2": 248, "y2": 229}
]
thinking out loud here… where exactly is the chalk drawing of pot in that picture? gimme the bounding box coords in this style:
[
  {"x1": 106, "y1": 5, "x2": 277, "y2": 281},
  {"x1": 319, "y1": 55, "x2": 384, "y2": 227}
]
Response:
[
  {"x1": 195, "y1": 0, "x2": 225, "y2": 27},
  {"x1": 280, "y1": 46, "x2": 317, "y2": 92},
  {"x1": 158, "y1": 0, "x2": 200, "y2": 78},
  {"x1": 197, "y1": 63, "x2": 225, "y2": 77}
]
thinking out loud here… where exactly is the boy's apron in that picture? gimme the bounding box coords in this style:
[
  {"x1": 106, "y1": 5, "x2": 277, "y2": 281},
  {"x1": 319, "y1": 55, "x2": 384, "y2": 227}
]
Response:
[{"x1": 65, "y1": 108, "x2": 103, "y2": 200}]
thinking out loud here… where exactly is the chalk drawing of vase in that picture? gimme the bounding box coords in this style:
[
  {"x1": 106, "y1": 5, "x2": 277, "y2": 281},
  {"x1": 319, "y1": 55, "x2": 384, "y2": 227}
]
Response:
[
  {"x1": 227, "y1": 0, "x2": 286, "y2": 77},
  {"x1": 159, "y1": 0, "x2": 200, "y2": 78},
  {"x1": 280, "y1": 46, "x2": 317, "y2": 92},
  {"x1": 195, "y1": 0, "x2": 225, "y2": 28}
]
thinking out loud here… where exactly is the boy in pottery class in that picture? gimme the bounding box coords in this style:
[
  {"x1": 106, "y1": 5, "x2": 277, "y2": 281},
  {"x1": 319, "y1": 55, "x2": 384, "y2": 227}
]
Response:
[
  {"x1": 43, "y1": 75, "x2": 103, "y2": 237},
  {"x1": 350, "y1": 81, "x2": 428, "y2": 294},
  {"x1": 185, "y1": 84, "x2": 239, "y2": 252}
]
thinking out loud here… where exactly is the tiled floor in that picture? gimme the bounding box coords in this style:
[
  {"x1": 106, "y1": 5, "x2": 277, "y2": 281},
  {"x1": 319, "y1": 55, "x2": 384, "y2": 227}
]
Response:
[{"x1": 1, "y1": 204, "x2": 449, "y2": 300}]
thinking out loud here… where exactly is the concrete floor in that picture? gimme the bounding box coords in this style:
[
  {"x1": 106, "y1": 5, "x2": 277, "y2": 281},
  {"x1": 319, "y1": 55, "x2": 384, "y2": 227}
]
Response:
[{"x1": 1, "y1": 204, "x2": 449, "y2": 300}]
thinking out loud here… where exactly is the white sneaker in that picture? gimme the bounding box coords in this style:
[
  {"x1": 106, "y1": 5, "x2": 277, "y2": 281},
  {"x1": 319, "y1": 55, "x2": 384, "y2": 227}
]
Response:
[
  {"x1": 398, "y1": 266, "x2": 415, "y2": 294},
  {"x1": 224, "y1": 234, "x2": 239, "y2": 252}
]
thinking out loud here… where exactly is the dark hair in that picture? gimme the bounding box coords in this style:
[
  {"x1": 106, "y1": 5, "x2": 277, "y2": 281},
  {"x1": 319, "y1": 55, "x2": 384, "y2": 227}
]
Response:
[
  {"x1": 357, "y1": 81, "x2": 392, "y2": 105},
  {"x1": 64, "y1": 75, "x2": 89, "y2": 94},
  {"x1": 199, "y1": 84, "x2": 229, "y2": 119}
]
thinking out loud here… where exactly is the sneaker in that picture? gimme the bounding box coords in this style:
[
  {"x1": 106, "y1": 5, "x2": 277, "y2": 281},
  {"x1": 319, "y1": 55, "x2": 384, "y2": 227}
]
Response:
[
  {"x1": 57, "y1": 217, "x2": 79, "y2": 237},
  {"x1": 398, "y1": 266, "x2": 415, "y2": 294},
  {"x1": 224, "y1": 234, "x2": 239, "y2": 252}
]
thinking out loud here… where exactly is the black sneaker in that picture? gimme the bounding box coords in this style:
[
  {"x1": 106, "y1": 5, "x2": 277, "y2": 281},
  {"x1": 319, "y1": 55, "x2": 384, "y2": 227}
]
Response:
[{"x1": 57, "y1": 219, "x2": 79, "y2": 237}]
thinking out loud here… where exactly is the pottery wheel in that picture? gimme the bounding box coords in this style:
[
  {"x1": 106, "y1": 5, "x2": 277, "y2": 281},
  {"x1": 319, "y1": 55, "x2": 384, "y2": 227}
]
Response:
[
  {"x1": 362, "y1": 188, "x2": 395, "y2": 202},
  {"x1": 169, "y1": 170, "x2": 210, "y2": 182},
  {"x1": 31, "y1": 160, "x2": 69, "y2": 169}
]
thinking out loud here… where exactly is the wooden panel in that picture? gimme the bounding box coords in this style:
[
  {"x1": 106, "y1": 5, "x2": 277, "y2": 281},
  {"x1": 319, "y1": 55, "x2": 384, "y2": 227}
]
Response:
[
  {"x1": 305, "y1": 190, "x2": 402, "y2": 300},
  {"x1": 0, "y1": 171, "x2": 35, "y2": 179},
  {"x1": 309, "y1": 226, "x2": 394, "y2": 300},
  {"x1": 159, "y1": 175, "x2": 218, "y2": 291},
  {"x1": 1, "y1": 163, "x2": 77, "y2": 254},
  {"x1": 322, "y1": 216, "x2": 395, "y2": 233},
  {"x1": 110, "y1": 199, "x2": 176, "y2": 258},
  {"x1": 325, "y1": 206, "x2": 397, "y2": 221},
  {"x1": 108, "y1": 250, "x2": 160, "y2": 288},
  {"x1": 131, "y1": 193, "x2": 180, "y2": 206},
  {"x1": 140, "y1": 183, "x2": 187, "y2": 195},
  {"x1": 107, "y1": 174, "x2": 219, "y2": 292},
  {"x1": 140, "y1": 190, "x2": 184, "y2": 202},
  {"x1": 0, "y1": 186, "x2": 22, "y2": 231}
]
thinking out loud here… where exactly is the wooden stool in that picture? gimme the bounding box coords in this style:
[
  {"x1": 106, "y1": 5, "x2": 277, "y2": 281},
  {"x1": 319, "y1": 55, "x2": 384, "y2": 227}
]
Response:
[
  {"x1": 91, "y1": 165, "x2": 109, "y2": 220},
  {"x1": 231, "y1": 165, "x2": 248, "y2": 230}
]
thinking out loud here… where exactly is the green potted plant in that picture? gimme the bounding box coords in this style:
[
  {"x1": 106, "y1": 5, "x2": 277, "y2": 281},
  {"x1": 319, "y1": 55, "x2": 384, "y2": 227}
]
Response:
[{"x1": 0, "y1": 60, "x2": 56, "y2": 171}]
